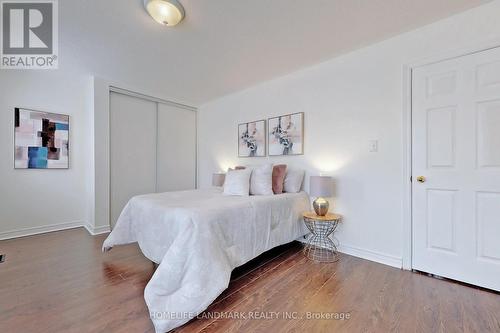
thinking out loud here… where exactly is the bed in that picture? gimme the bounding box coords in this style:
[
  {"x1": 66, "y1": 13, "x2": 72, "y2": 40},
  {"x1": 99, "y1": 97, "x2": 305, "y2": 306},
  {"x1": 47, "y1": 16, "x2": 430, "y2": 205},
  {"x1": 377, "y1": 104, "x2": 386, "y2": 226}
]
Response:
[{"x1": 103, "y1": 187, "x2": 310, "y2": 332}]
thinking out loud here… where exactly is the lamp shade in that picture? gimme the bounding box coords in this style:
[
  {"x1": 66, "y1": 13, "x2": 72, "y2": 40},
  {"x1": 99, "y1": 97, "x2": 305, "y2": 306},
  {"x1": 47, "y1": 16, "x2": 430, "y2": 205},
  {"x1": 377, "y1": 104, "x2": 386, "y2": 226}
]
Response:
[
  {"x1": 309, "y1": 176, "x2": 333, "y2": 197},
  {"x1": 212, "y1": 173, "x2": 226, "y2": 187}
]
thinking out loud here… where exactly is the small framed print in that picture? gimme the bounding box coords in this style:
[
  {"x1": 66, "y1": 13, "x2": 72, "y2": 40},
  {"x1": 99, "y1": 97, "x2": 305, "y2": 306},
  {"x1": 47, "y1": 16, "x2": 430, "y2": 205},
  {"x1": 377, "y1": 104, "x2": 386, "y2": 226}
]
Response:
[
  {"x1": 14, "y1": 108, "x2": 70, "y2": 169},
  {"x1": 268, "y1": 112, "x2": 304, "y2": 156},
  {"x1": 238, "y1": 120, "x2": 266, "y2": 157}
]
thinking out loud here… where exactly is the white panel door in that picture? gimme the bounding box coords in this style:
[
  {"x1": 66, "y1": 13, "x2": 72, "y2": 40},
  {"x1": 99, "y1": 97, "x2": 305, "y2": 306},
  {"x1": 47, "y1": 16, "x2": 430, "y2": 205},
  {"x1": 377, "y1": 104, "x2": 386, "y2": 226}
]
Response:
[
  {"x1": 157, "y1": 103, "x2": 196, "y2": 192},
  {"x1": 110, "y1": 92, "x2": 157, "y2": 227},
  {"x1": 412, "y1": 47, "x2": 500, "y2": 291}
]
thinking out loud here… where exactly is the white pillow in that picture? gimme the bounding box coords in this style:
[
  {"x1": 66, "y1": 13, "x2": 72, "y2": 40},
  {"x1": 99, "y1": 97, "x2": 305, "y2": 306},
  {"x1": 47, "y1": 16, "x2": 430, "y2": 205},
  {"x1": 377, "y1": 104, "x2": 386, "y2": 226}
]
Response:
[
  {"x1": 284, "y1": 169, "x2": 305, "y2": 193},
  {"x1": 250, "y1": 164, "x2": 274, "y2": 195},
  {"x1": 223, "y1": 169, "x2": 252, "y2": 196}
]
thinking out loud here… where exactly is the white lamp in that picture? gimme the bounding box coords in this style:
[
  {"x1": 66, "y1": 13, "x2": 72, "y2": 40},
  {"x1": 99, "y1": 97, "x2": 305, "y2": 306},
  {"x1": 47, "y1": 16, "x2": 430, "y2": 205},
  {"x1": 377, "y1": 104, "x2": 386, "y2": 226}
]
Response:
[
  {"x1": 212, "y1": 173, "x2": 226, "y2": 187},
  {"x1": 144, "y1": 0, "x2": 185, "y2": 26},
  {"x1": 310, "y1": 176, "x2": 333, "y2": 216}
]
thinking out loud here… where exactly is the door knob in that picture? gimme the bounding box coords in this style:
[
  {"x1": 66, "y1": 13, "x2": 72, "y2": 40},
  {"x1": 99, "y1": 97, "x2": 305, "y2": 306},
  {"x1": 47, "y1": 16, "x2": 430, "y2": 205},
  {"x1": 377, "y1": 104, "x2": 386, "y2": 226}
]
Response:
[{"x1": 416, "y1": 176, "x2": 426, "y2": 183}]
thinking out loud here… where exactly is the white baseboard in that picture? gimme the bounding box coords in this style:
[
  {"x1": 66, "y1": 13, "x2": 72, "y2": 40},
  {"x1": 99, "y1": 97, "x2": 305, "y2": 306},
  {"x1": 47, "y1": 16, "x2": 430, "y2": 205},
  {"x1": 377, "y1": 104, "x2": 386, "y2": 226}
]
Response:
[
  {"x1": 84, "y1": 224, "x2": 111, "y2": 235},
  {"x1": 296, "y1": 235, "x2": 402, "y2": 269},
  {"x1": 0, "y1": 221, "x2": 111, "y2": 240},
  {"x1": 0, "y1": 220, "x2": 85, "y2": 240},
  {"x1": 338, "y1": 243, "x2": 402, "y2": 269}
]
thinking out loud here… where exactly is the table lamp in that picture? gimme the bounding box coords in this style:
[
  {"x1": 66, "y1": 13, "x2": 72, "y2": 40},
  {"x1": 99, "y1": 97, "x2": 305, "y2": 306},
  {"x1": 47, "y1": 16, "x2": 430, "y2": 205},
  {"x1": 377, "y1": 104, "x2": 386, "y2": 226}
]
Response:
[
  {"x1": 310, "y1": 176, "x2": 333, "y2": 216},
  {"x1": 212, "y1": 173, "x2": 226, "y2": 187}
]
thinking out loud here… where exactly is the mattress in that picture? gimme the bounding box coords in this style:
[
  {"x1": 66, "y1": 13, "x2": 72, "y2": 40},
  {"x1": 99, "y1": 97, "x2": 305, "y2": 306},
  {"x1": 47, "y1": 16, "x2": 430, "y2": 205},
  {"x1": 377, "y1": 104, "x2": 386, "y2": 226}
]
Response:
[{"x1": 103, "y1": 188, "x2": 310, "y2": 332}]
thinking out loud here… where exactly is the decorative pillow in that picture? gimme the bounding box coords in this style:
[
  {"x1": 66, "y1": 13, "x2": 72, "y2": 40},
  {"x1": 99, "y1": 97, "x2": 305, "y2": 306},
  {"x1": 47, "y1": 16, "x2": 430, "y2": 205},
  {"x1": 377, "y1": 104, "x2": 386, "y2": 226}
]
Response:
[
  {"x1": 284, "y1": 169, "x2": 305, "y2": 193},
  {"x1": 250, "y1": 164, "x2": 274, "y2": 196},
  {"x1": 223, "y1": 169, "x2": 252, "y2": 196},
  {"x1": 272, "y1": 164, "x2": 287, "y2": 194}
]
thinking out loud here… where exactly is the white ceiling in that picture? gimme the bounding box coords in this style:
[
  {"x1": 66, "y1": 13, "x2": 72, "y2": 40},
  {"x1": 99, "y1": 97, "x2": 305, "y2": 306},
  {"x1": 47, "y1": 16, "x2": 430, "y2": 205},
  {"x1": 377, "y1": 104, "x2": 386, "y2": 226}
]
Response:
[{"x1": 60, "y1": 0, "x2": 491, "y2": 105}]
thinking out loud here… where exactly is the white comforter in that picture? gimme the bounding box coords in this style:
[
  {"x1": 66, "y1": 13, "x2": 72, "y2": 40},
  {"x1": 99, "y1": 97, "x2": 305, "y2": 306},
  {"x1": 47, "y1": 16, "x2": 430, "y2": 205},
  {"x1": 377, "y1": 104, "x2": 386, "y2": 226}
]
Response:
[{"x1": 102, "y1": 188, "x2": 310, "y2": 332}]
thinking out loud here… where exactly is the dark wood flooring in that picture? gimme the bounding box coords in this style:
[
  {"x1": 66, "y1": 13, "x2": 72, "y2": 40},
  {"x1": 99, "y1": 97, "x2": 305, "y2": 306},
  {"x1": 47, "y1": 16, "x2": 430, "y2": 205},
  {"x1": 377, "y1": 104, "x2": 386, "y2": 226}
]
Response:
[{"x1": 1, "y1": 228, "x2": 499, "y2": 333}]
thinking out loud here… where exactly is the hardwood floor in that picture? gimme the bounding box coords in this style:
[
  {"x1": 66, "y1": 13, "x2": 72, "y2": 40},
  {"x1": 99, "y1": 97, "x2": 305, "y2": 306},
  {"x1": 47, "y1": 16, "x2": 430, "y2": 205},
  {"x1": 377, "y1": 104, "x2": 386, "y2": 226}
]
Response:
[{"x1": 1, "y1": 228, "x2": 499, "y2": 333}]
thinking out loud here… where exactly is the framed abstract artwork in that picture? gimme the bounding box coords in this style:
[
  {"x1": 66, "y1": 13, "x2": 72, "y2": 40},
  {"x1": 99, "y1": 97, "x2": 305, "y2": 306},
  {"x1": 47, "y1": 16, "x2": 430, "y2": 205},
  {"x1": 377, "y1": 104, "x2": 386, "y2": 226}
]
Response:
[
  {"x1": 14, "y1": 108, "x2": 70, "y2": 169},
  {"x1": 238, "y1": 119, "x2": 266, "y2": 157},
  {"x1": 268, "y1": 112, "x2": 304, "y2": 156}
]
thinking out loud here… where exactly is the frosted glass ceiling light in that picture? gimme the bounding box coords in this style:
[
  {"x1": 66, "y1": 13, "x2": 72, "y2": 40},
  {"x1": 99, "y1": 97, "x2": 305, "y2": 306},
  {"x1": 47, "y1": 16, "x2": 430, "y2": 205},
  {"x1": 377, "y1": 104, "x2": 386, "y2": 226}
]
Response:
[{"x1": 144, "y1": 0, "x2": 185, "y2": 26}]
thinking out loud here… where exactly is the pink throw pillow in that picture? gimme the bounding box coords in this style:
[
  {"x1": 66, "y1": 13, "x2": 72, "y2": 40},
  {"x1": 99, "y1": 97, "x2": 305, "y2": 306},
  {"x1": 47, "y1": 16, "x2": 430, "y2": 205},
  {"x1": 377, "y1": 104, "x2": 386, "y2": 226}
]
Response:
[{"x1": 272, "y1": 164, "x2": 287, "y2": 194}]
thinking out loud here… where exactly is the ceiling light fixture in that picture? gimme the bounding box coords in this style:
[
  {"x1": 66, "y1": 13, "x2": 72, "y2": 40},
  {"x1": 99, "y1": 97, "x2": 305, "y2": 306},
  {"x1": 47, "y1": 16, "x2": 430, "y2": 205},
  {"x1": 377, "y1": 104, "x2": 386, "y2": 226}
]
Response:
[{"x1": 144, "y1": 0, "x2": 185, "y2": 27}]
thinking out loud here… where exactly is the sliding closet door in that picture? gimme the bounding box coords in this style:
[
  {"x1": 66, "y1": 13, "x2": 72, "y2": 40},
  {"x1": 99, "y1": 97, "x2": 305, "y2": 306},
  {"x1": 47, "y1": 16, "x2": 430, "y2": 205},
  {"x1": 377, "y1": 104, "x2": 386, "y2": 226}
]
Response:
[
  {"x1": 157, "y1": 103, "x2": 196, "y2": 192},
  {"x1": 110, "y1": 92, "x2": 157, "y2": 227}
]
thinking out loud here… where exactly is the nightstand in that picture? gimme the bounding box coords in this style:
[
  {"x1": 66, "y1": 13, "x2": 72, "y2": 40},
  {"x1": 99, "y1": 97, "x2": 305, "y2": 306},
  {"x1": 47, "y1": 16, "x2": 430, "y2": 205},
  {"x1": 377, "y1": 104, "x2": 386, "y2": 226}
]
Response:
[{"x1": 303, "y1": 212, "x2": 342, "y2": 262}]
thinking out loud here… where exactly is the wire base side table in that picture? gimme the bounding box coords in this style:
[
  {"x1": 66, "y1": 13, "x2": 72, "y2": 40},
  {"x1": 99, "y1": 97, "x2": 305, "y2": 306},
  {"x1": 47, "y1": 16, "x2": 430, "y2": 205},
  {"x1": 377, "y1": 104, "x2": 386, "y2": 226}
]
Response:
[{"x1": 303, "y1": 212, "x2": 342, "y2": 263}]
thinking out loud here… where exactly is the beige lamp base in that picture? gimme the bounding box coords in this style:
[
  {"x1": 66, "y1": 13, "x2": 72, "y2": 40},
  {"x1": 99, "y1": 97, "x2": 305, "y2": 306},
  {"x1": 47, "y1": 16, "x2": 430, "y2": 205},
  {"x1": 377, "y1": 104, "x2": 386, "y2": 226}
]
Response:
[{"x1": 313, "y1": 197, "x2": 329, "y2": 216}]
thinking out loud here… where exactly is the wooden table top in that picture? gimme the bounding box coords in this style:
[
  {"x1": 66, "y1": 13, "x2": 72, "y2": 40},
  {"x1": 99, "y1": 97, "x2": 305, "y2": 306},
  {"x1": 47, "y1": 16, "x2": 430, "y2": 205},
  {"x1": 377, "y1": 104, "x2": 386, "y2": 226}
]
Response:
[{"x1": 303, "y1": 212, "x2": 342, "y2": 221}]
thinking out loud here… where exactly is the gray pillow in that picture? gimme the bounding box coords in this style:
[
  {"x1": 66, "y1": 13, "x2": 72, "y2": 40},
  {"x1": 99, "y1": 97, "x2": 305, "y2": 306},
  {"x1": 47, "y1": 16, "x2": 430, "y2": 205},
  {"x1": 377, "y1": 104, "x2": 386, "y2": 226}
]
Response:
[{"x1": 284, "y1": 169, "x2": 305, "y2": 193}]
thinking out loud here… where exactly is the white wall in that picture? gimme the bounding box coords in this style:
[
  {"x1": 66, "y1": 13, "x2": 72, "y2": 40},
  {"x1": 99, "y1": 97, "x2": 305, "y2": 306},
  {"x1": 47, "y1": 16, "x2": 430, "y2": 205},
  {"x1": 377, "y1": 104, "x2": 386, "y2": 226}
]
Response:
[
  {"x1": 0, "y1": 38, "x2": 196, "y2": 239},
  {"x1": 198, "y1": 1, "x2": 500, "y2": 267},
  {"x1": 0, "y1": 69, "x2": 94, "y2": 238}
]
